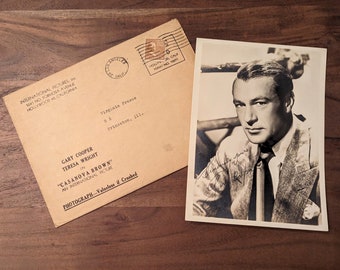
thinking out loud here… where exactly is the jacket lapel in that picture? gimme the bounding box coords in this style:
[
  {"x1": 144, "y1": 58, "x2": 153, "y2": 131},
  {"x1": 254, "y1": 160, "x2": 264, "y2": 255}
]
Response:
[
  {"x1": 272, "y1": 127, "x2": 319, "y2": 223},
  {"x1": 230, "y1": 144, "x2": 259, "y2": 220}
]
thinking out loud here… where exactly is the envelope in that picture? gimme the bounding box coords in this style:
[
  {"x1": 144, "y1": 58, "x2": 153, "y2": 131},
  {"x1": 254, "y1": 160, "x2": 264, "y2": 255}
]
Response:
[{"x1": 3, "y1": 19, "x2": 194, "y2": 227}]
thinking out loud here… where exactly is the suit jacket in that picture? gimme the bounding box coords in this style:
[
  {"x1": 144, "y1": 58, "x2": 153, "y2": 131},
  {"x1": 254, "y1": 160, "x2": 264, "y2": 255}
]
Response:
[{"x1": 193, "y1": 118, "x2": 320, "y2": 224}]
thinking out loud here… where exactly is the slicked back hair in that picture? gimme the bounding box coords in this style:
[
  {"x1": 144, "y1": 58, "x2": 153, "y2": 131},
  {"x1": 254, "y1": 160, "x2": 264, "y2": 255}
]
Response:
[{"x1": 233, "y1": 60, "x2": 294, "y2": 101}]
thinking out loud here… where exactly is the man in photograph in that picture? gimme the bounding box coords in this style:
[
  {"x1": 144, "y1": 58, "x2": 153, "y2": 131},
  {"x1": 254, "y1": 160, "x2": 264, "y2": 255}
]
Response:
[{"x1": 193, "y1": 60, "x2": 320, "y2": 225}]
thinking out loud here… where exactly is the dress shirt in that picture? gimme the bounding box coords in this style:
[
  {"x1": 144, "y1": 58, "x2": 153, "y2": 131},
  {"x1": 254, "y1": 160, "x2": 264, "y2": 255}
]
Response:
[{"x1": 268, "y1": 117, "x2": 297, "y2": 198}]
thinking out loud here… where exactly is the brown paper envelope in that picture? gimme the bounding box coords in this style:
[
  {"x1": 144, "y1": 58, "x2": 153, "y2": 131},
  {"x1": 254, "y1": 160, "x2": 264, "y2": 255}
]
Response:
[{"x1": 3, "y1": 19, "x2": 194, "y2": 227}]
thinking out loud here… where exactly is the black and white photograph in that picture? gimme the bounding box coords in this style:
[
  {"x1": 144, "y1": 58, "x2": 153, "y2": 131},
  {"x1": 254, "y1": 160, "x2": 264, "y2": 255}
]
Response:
[{"x1": 185, "y1": 38, "x2": 328, "y2": 231}]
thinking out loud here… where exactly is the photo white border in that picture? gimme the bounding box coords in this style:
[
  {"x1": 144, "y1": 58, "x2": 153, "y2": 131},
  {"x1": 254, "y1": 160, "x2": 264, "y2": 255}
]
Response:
[{"x1": 185, "y1": 38, "x2": 328, "y2": 231}]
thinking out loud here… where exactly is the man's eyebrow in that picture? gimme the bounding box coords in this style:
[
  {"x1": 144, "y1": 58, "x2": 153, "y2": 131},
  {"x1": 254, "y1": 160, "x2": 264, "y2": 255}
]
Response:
[{"x1": 232, "y1": 99, "x2": 244, "y2": 104}]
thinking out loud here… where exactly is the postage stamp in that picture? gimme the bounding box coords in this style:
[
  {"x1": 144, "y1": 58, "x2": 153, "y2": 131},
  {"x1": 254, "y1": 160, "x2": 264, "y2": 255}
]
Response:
[
  {"x1": 145, "y1": 39, "x2": 166, "y2": 60},
  {"x1": 136, "y1": 33, "x2": 185, "y2": 76}
]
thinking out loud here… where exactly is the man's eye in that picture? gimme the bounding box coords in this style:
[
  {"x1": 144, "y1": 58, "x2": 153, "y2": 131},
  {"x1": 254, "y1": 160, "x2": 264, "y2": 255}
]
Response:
[
  {"x1": 255, "y1": 101, "x2": 267, "y2": 106},
  {"x1": 234, "y1": 103, "x2": 244, "y2": 108}
]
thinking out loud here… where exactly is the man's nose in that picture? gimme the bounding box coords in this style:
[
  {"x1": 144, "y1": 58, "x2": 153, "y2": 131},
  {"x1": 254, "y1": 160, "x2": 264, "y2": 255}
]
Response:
[{"x1": 244, "y1": 106, "x2": 257, "y2": 125}]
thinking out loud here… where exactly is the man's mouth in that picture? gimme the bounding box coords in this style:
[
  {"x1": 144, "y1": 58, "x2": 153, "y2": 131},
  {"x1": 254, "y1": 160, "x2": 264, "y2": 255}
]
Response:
[{"x1": 246, "y1": 128, "x2": 263, "y2": 134}]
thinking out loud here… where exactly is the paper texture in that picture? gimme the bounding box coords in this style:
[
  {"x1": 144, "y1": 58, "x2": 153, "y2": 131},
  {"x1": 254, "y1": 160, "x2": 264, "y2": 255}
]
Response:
[
  {"x1": 185, "y1": 38, "x2": 328, "y2": 231},
  {"x1": 4, "y1": 19, "x2": 194, "y2": 227}
]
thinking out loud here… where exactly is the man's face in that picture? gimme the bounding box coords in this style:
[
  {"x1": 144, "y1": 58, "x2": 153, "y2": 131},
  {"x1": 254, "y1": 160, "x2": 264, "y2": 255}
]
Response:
[{"x1": 232, "y1": 77, "x2": 291, "y2": 146}]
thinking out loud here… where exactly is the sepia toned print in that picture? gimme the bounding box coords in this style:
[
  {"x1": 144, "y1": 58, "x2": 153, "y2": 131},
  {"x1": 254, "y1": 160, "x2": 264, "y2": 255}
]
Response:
[{"x1": 186, "y1": 38, "x2": 328, "y2": 231}]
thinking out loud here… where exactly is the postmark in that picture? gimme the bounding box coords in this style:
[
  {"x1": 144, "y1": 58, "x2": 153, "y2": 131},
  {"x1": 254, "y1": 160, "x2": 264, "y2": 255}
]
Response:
[
  {"x1": 135, "y1": 28, "x2": 189, "y2": 76},
  {"x1": 105, "y1": 57, "x2": 129, "y2": 79}
]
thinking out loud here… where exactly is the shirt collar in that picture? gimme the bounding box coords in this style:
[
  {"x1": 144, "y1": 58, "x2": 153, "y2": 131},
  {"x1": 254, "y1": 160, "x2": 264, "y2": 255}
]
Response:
[{"x1": 271, "y1": 116, "x2": 297, "y2": 163}]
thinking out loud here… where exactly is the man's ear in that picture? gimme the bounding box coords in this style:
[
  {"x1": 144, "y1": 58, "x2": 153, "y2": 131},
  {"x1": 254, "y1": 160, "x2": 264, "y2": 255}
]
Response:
[{"x1": 284, "y1": 94, "x2": 294, "y2": 113}]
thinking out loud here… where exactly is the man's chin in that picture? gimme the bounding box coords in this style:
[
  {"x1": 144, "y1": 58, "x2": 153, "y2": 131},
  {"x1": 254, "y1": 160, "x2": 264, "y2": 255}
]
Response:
[{"x1": 244, "y1": 133, "x2": 266, "y2": 145}]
